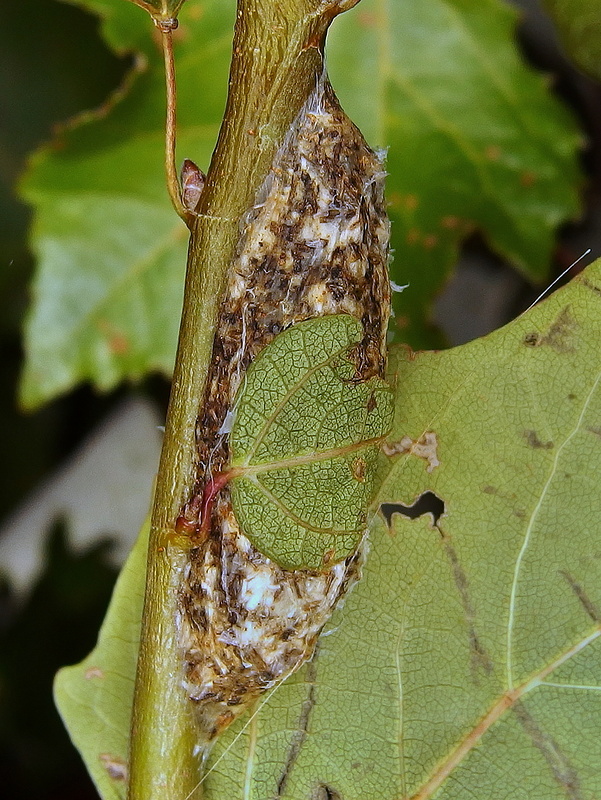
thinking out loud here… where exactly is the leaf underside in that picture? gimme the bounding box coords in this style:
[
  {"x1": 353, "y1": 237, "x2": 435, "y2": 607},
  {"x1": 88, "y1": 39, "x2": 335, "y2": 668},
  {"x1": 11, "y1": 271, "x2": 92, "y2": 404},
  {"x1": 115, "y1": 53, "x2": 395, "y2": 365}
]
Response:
[
  {"x1": 55, "y1": 259, "x2": 601, "y2": 800},
  {"x1": 229, "y1": 315, "x2": 394, "y2": 570},
  {"x1": 20, "y1": 0, "x2": 582, "y2": 407}
]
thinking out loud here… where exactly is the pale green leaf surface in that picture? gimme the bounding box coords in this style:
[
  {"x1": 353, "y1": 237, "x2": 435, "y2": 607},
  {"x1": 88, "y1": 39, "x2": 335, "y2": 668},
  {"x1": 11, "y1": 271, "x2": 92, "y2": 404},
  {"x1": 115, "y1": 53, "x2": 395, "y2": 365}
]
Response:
[
  {"x1": 54, "y1": 518, "x2": 149, "y2": 800},
  {"x1": 56, "y1": 261, "x2": 601, "y2": 799},
  {"x1": 205, "y1": 258, "x2": 601, "y2": 799},
  {"x1": 544, "y1": 0, "x2": 601, "y2": 81},
  {"x1": 328, "y1": 0, "x2": 582, "y2": 344},
  {"x1": 22, "y1": 0, "x2": 582, "y2": 407},
  {"x1": 230, "y1": 315, "x2": 395, "y2": 569}
]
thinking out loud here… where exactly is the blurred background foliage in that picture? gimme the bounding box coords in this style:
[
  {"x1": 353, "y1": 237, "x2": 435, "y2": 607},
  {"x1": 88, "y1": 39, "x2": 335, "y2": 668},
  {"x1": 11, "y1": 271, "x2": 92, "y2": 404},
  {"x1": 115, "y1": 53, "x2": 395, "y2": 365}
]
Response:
[{"x1": 1, "y1": 0, "x2": 600, "y2": 798}]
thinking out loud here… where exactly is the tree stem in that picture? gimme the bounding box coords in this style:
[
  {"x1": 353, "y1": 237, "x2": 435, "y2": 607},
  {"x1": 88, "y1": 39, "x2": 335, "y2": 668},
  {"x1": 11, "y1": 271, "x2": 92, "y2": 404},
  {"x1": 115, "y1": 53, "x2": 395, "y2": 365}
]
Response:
[{"x1": 128, "y1": 2, "x2": 361, "y2": 798}]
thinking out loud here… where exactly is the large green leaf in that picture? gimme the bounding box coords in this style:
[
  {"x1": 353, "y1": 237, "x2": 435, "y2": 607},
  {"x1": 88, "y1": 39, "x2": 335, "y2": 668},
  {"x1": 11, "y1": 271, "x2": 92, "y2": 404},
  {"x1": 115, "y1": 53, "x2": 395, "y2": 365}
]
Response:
[
  {"x1": 21, "y1": 0, "x2": 582, "y2": 407},
  {"x1": 54, "y1": 518, "x2": 149, "y2": 800},
  {"x1": 20, "y1": 0, "x2": 236, "y2": 408},
  {"x1": 229, "y1": 315, "x2": 394, "y2": 570},
  {"x1": 56, "y1": 258, "x2": 601, "y2": 799},
  {"x1": 543, "y1": 0, "x2": 601, "y2": 81},
  {"x1": 207, "y1": 259, "x2": 601, "y2": 799},
  {"x1": 328, "y1": 0, "x2": 582, "y2": 344}
]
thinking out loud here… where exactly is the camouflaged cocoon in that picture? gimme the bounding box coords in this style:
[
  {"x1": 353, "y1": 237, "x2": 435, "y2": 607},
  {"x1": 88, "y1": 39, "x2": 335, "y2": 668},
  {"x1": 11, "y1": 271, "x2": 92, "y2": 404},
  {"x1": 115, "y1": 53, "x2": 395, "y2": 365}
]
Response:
[{"x1": 177, "y1": 72, "x2": 391, "y2": 745}]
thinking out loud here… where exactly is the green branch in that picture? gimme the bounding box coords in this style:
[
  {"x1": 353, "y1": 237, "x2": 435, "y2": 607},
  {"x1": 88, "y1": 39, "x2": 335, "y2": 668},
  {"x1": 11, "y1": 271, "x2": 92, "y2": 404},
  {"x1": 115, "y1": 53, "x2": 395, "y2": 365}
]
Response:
[{"x1": 128, "y1": 2, "x2": 361, "y2": 798}]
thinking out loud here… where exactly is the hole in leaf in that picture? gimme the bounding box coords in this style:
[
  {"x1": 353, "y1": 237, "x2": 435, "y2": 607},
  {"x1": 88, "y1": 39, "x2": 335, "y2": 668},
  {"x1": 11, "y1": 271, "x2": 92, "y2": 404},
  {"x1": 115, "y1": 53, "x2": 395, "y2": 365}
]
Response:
[
  {"x1": 380, "y1": 491, "x2": 445, "y2": 527},
  {"x1": 311, "y1": 784, "x2": 343, "y2": 800}
]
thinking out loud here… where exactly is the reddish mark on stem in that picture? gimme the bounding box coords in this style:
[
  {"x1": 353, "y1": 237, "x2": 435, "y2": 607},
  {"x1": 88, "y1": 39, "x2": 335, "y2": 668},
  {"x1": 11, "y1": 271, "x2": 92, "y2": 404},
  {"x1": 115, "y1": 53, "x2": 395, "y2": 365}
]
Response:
[
  {"x1": 198, "y1": 470, "x2": 232, "y2": 538},
  {"x1": 175, "y1": 469, "x2": 239, "y2": 542}
]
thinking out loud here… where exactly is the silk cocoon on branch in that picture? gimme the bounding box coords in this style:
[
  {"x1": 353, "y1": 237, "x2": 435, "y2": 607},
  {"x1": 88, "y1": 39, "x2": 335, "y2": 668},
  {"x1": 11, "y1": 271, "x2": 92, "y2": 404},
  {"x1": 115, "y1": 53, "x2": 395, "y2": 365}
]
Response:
[{"x1": 177, "y1": 71, "x2": 392, "y2": 747}]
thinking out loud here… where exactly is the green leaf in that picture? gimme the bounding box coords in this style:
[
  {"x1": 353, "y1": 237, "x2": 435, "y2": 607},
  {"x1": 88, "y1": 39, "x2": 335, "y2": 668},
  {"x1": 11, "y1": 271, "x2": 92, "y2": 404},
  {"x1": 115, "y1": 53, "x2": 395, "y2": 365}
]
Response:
[
  {"x1": 328, "y1": 0, "x2": 583, "y2": 345},
  {"x1": 229, "y1": 315, "x2": 395, "y2": 570},
  {"x1": 54, "y1": 518, "x2": 148, "y2": 800},
  {"x1": 205, "y1": 258, "x2": 601, "y2": 799},
  {"x1": 22, "y1": 0, "x2": 582, "y2": 407},
  {"x1": 57, "y1": 259, "x2": 601, "y2": 798},
  {"x1": 19, "y1": 0, "x2": 235, "y2": 408},
  {"x1": 543, "y1": 0, "x2": 601, "y2": 81}
]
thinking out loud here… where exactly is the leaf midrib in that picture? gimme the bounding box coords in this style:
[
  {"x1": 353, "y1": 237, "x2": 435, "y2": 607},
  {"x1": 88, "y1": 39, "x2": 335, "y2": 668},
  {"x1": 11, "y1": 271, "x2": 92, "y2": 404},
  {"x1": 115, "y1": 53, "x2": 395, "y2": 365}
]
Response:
[
  {"x1": 406, "y1": 622, "x2": 601, "y2": 800},
  {"x1": 238, "y1": 433, "x2": 386, "y2": 475},
  {"x1": 236, "y1": 338, "x2": 357, "y2": 465}
]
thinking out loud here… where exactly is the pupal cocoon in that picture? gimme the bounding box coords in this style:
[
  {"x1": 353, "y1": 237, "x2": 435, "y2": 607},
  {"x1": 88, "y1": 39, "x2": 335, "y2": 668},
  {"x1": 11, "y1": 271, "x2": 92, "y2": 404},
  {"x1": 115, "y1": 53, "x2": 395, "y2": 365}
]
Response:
[{"x1": 177, "y1": 71, "x2": 391, "y2": 749}]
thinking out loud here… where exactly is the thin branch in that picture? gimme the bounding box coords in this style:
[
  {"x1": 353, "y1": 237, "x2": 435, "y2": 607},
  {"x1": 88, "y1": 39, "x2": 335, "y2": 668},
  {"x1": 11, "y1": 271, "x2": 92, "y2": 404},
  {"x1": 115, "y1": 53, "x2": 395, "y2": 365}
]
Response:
[
  {"x1": 157, "y1": 18, "x2": 191, "y2": 226},
  {"x1": 128, "y1": 3, "x2": 357, "y2": 797}
]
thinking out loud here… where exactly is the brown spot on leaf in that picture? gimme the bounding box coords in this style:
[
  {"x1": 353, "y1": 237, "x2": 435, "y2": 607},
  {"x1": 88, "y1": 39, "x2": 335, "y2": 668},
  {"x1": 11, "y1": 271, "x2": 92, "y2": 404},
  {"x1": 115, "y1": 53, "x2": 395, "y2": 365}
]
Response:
[
  {"x1": 98, "y1": 320, "x2": 129, "y2": 355},
  {"x1": 85, "y1": 666, "x2": 104, "y2": 680},
  {"x1": 523, "y1": 430, "x2": 554, "y2": 450},
  {"x1": 110, "y1": 333, "x2": 129, "y2": 354},
  {"x1": 519, "y1": 170, "x2": 537, "y2": 188},
  {"x1": 351, "y1": 457, "x2": 367, "y2": 482},
  {"x1": 513, "y1": 702, "x2": 583, "y2": 800},
  {"x1": 358, "y1": 11, "x2": 377, "y2": 27},
  {"x1": 383, "y1": 431, "x2": 440, "y2": 473},
  {"x1": 580, "y1": 276, "x2": 601, "y2": 296},
  {"x1": 99, "y1": 753, "x2": 127, "y2": 782},
  {"x1": 406, "y1": 228, "x2": 420, "y2": 245},
  {"x1": 587, "y1": 426, "x2": 601, "y2": 438},
  {"x1": 559, "y1": 570, "x2": 600, "y2": 622},
  {"x1": 523, "y1": 332, "x2": 541, "y2": 347},
  {"x1": 439, "y1": 526, "x2": 494, "y2": 680},
  {"x1": 485, "y1": 144, "x2": 501, "y2": 161},
  {"x1": 481, "y1": 484, "x2": 519, "y2": 504},
  {"x1": 523, "y1": 307, "x2": 576, "y2": 353},
  {"x1": 423, "y1": 234, "x2": 438, "y2": 249},
  {"x1": 441, "y1": 215, "x2": 460, "y2": 229}
]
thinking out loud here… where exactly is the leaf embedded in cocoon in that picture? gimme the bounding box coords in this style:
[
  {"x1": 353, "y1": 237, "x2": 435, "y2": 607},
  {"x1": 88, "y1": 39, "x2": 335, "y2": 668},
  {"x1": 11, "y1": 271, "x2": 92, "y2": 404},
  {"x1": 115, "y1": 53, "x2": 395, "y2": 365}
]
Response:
[{"x1": 229, "y1": 314, "x2": 395, "y2": 570}]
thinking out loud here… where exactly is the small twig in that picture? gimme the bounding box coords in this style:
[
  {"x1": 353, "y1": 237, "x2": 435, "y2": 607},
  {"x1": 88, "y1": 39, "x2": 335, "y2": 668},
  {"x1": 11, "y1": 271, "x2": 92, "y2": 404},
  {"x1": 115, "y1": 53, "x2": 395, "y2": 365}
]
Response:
[{"x1": 157, "y1": 18, "x2": 191, "y2": 225}]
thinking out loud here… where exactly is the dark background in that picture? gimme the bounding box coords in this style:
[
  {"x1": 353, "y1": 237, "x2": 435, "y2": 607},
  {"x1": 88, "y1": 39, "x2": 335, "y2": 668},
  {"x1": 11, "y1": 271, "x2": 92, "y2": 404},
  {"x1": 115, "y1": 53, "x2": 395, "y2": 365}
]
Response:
[{"x1": 1, "y1": 1, "x2": 600, "y2": 798}]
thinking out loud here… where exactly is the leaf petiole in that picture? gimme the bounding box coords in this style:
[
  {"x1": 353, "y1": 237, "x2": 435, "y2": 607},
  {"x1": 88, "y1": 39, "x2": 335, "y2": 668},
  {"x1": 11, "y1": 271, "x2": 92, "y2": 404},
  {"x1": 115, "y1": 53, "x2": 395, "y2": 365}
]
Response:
[{"x1": 156, "y1": 17, "x2": 193, "y2": 226}]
